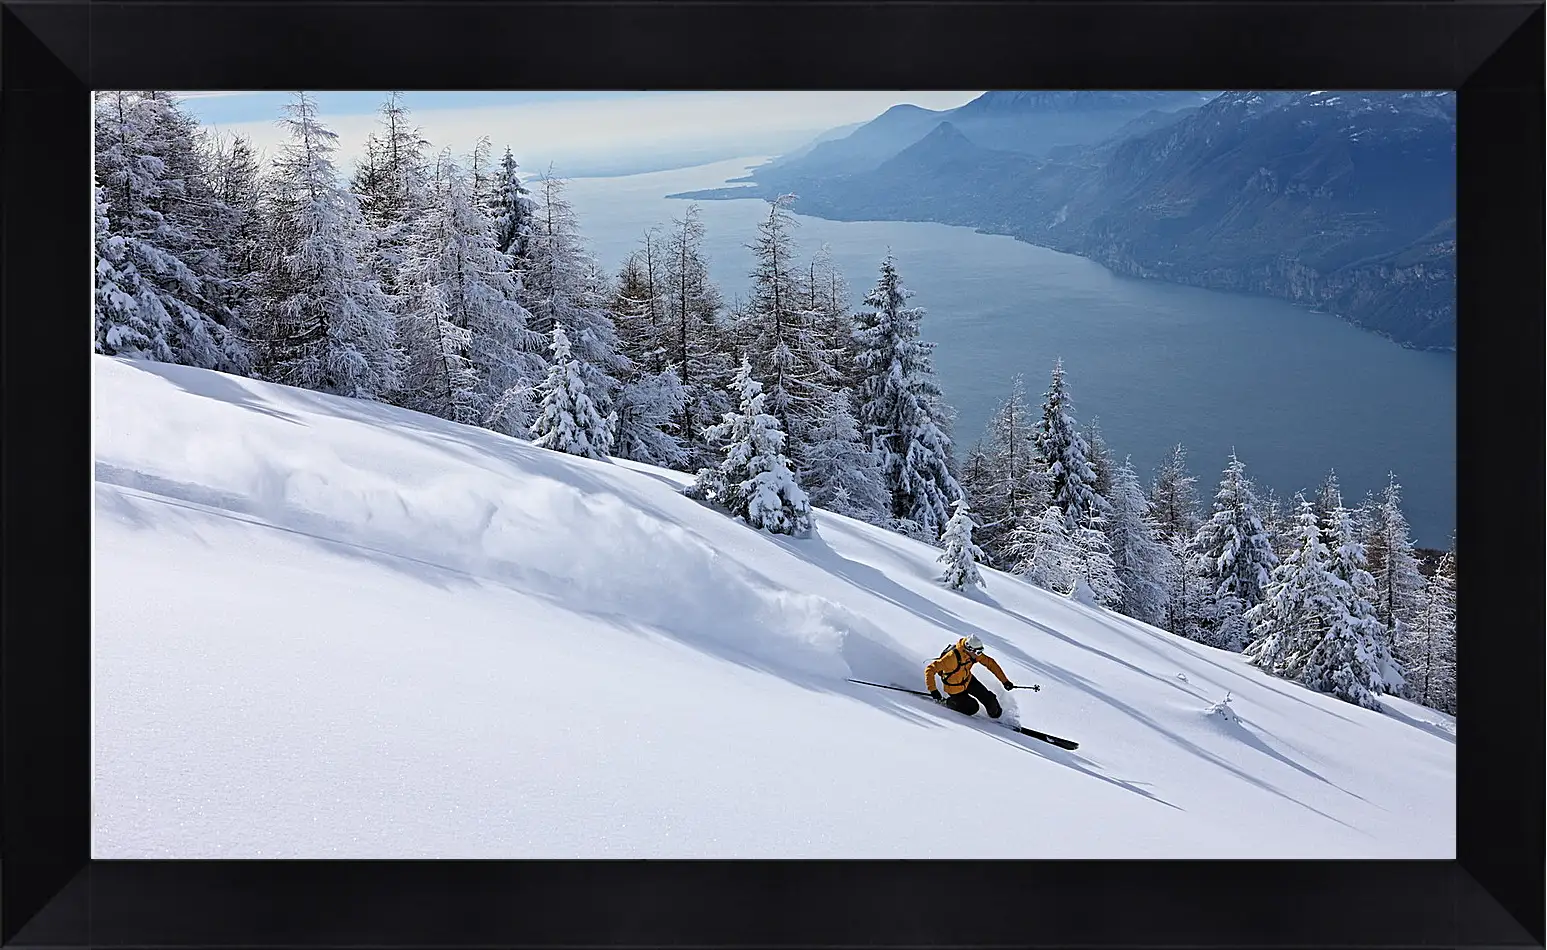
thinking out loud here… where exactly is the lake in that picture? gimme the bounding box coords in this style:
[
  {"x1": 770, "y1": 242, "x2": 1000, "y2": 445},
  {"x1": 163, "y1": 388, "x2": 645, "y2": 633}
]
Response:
[{"x1": 565, "y1": 158, "x2": 1456, "y2": 548}]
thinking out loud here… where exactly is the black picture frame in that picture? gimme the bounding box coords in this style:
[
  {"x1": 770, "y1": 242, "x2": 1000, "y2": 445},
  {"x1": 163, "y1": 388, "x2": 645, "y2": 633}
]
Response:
[{"x1": 3, "y1": 1, "x2": 1541, "y2": 946}]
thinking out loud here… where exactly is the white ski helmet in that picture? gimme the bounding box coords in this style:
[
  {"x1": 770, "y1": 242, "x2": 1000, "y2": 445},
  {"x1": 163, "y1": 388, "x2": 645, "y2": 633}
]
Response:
[{"x1": 963, "y1": 634, "x2": 985, "y2": 654}]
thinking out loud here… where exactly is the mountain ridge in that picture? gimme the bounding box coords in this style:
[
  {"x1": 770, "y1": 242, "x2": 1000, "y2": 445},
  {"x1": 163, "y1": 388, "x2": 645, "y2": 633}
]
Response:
[{"x1": 669, "y1": 90, "x2": 1456, "y2": 349}]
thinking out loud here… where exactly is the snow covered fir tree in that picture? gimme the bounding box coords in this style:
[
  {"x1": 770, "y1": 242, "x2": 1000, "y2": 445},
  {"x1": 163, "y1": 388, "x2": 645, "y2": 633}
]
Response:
[
  {"x1": 254, "y1": 92, "x2": 400, "y2": 399},
  {"x1": 1244, "y1": 497, "x2": 1387, "y2": 710},
  {"x1": 1402, "y1": 550, "x2": 1456, "y2": 714},
  {"x1": 1004, "y1": 505, "x2": 1077, "y2": 595},
  {"x1": 1068, "y1": 517, "x2": 1123, "y2": 608},
  {"x1": 1036, "y1": 359, "x2": 1110, "y2": 534},
  {"x1": 960, "y1": 374, "x2": 1044, "y2": 563},
  {"x1": 530, "y1": 323, "x2": 615, "y2": 461},
  {"x1": 938, "y1": 498, "x2": 987, "y2": 591},
  {"x1": 1364, "y1": 475, "x2": 1427, "y2": 667},
  {"x1": 1103, "y1": 458, "x2": 1169, "y2": 626},
  {"x1": 686, "y1": 357, "x2": 813, "y2": 537},
  {"x1": 94, "y1": 91, "x2": 245, "y2": 372},
  {"x1": 852, "y1": 255, "x2": 962, "y2": 540},
  {"x1": 90, "y1": 90, "x2": 1457, "y2": 718},
  {"x1": 1324, "y1": 503, "x2": 1401, "y2": 695},
  {"x1": 1149, "y1": 443, "x2": 1204, "y2": 639},
  {"x1": 799, "y1": 390, "x2": 889, "y2": 524},
  {"x1": 1243, "y1": 498, "x2": 1340, "y2": 683},
  {"x1": 1191, "y1": 452, "x2": 1279, "y2": 651}
]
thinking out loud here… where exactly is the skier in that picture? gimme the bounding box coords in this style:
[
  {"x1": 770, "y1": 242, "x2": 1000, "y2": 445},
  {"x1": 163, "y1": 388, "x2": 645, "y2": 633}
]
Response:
[{"x1": 925, "y1": 634, "x2": 1016, "y2": 719}]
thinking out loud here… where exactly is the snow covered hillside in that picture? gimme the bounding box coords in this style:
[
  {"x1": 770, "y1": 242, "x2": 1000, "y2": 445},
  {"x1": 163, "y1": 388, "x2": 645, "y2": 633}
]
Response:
[{"x1": 92, "y1": 355, "x2": 1455, "y2": 858}]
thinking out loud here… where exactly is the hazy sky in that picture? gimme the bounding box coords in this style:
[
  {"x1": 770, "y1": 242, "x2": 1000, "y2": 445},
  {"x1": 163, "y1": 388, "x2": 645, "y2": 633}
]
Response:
[{"x1": 174, "y1": 90, "x2": 984, "y2": 177}]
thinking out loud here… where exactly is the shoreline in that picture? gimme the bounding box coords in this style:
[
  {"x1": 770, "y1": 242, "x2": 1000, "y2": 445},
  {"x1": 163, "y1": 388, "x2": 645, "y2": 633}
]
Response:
[
  {"x1": 663, "y1": 184, "x2": 1458, "y2": 357},
  {"x1": 619, "y1": 161, "x2": 1455, "y2": 548}
]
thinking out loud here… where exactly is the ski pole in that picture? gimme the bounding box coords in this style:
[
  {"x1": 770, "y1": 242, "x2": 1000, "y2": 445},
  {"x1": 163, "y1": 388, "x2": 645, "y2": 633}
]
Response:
[
  {"x1": 847, "y1": 678, "x2": 931, "y2": 697},
  {"x1": 849, "y1": 678, "x2": 1039, "y2": 695}
]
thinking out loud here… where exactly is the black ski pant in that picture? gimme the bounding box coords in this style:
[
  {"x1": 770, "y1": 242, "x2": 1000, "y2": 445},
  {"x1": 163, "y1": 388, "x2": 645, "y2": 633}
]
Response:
[{"x1": 943, "y1": 675, "x2": 1002, "y2": 719}]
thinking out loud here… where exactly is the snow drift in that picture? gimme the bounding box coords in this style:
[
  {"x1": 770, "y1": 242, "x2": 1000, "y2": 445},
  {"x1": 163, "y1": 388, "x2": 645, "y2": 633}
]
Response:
[{"x1": 92, "y1": 355, "x2": 1455, "y2": 858}]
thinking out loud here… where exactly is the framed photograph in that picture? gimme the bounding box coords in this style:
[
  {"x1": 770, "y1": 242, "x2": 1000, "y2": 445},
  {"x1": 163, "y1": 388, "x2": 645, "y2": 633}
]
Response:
[{"x1": 4, "y1": 1, "x2": 1541, "y2": 946}]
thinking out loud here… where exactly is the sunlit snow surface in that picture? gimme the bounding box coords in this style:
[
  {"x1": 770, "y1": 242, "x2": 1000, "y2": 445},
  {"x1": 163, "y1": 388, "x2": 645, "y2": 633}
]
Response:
[{"x1": 93, "y1": 356, "x2": 1454, "y2": 858}]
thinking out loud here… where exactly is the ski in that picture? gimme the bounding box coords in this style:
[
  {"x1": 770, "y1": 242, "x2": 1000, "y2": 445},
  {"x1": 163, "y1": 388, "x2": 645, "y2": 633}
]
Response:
[
  {"x1": 845, "y1": 679, "x2": 1079, "y2": 750},
  {"x1": 1010, "y1": 724, "x2": 1079, "y2": 751}
]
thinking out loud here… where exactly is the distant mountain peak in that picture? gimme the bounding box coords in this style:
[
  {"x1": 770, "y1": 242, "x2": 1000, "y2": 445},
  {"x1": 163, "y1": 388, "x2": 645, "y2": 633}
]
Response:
[
  {"x1": 879, "y1": 103, "x2": 939, "y2": 117},
  {"x1": 870, "y1": 119, "x2": 1009, "y2": 177},
  {"x1": 923, "y1": 120, "x2": 971, "y2": 142},
  {"x1": 887, "y1": 120, "x2": 986, "y2": 164}
]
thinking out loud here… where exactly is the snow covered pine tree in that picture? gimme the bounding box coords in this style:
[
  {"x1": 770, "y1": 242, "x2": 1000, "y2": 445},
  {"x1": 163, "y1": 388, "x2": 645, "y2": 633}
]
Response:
[
  {"x1": 1068, "y1": 516, "x2": 1122, "y2": 608},
  {"x1": 963, "y1": 374, "x2": 1046, "y2": 563},
  {"x1": 938, "y1": 498, "x2": 987, "y2": 591},
  {"x1": 1403, "y1": 549, "x2": 1456, "y2": 713},
  {"x1": 1244, "y1": 496, "x2": 1385, "y2": 709},
  {"x1": 530, "y1": 323, "x2": 615, "y2": 461},
  {"x1": 800, "y1": 390, "x2": 889, "y2": 524},
  {"x1": 254, "y1": 92, "x2": 399, "y2": 399},
  {"x1": 1364, "y1": 474, "x2": 1426, "y2": 665},
  {"x1": 1325, "y1": 503, "x2": 1402, "y2": 695},
  {"x1": 94, "y1": 91, "x2": 232, "y2": 370},
  {"x1": 1191, "y1": 452, "x2": 1278, "y2": 650},
  {"x1": 94, "y1": 184, "x2": 162, "y2": 360},
  {"x1": 744, "y1": 195, "x2": 824, "y2": 449},
  {"x1": 852, "y1": 254, "x2": 961, "y2": 539},
  {"x1": 1007, "y1": 505, "x2": 1078, "y2": 595},
  {"x1": 1149, "y1": 444, "x2": 1205, "y2": 638},
  {"x1": 400, "y1": 152, "x2": 543, "y2": 429},
  {"x1": 661, "y1": 205, "x2": 733, "y2": 455},
  {"x1": 686, "y1": 357, "x2": 812, "y2": 537},
  {"x1": 1035, "y1": 358, "x2": 1109, "y2": 533},
  {"x1": 1104, "y1": 457, "x2": 1169, "y2": 625},
  {"x1": 1244, "y1": 496, "x2": 1338, "y2": 682}
]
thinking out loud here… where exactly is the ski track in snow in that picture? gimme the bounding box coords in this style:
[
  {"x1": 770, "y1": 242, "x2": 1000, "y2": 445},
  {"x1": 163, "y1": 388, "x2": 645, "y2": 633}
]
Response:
[{"x1": 92, "y1": 356, "x2": 1455, "y2": 858}]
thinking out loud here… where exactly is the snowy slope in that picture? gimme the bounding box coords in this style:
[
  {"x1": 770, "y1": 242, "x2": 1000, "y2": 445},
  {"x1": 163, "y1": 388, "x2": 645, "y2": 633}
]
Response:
[{"x1": 92, "y1": 356, "x2": 1455, "y2": 858}]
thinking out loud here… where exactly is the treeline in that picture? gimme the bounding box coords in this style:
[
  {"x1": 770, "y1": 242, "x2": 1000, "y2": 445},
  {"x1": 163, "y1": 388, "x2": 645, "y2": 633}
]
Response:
[
  {"x1": 950, "y1": 367, "x2": 1457, "y2": 716},
  {"x1": 90, "y1": 90, "x2": 962, "y2": 535},
  {"x1": 678, "y1": 249, "x2": 959, "y2": 544},
  {"x1": 91, "y1": 90, "x2": 1454, "y2": 717},
  {"x1": 97, "y1": 90, "x2": 553, "y2": 431}
]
